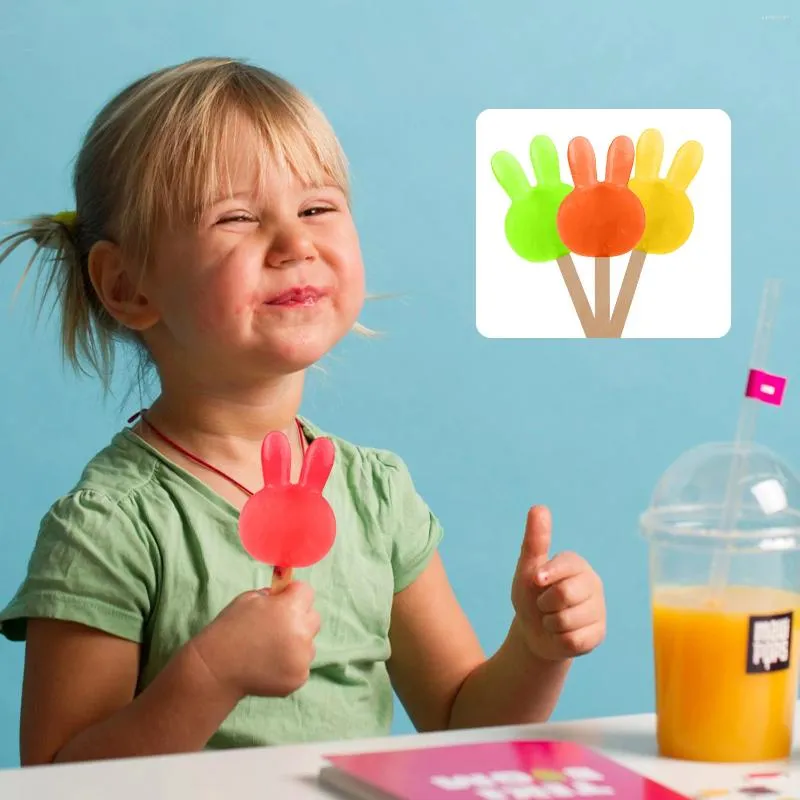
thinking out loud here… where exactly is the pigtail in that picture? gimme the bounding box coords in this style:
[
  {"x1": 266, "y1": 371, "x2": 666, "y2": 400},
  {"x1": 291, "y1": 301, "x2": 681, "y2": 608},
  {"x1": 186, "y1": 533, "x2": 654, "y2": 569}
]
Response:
[{"x1": 0, "y1": 213, "x2": 115, "y2": 386}]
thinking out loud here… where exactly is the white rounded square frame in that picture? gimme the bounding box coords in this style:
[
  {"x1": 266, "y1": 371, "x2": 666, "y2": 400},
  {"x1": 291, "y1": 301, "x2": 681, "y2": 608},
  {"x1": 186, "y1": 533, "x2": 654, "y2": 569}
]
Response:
[{"x1": 475, "y1": 109, "x2": 731, "y2": 339}]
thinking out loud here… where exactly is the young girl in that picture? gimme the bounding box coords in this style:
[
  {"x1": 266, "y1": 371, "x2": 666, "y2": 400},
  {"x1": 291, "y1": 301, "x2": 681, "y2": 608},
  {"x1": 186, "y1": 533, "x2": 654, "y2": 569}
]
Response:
[{"x1": 0, "y1": 57, "x2": 606, "y2": 766}]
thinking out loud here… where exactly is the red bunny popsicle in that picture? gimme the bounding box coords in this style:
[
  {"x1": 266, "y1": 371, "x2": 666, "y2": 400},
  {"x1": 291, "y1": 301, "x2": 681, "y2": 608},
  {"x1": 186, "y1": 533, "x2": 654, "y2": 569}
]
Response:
[
  {"x1": 239, "y1": 430, "x2": 336, "y2": 594},
  {"x1": 557, "y1": 136, "x2": 645, "y2": 332}
]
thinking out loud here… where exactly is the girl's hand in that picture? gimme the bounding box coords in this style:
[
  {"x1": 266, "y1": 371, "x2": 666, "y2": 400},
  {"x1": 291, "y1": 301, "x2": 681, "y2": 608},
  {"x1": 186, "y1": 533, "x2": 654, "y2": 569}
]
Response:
[
  {"x1": 510, "y1": 506, "x2": 606, "y2": 662},
  {"x1": 188, "y1": 582, "x2": 321, "y2": 701}
]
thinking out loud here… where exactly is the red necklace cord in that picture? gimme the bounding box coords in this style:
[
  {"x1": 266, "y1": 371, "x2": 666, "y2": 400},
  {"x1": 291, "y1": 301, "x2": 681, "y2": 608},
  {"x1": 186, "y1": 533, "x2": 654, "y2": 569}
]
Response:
[{"x1": 126, "y1": 409, "x2": 306, "y2": 498}]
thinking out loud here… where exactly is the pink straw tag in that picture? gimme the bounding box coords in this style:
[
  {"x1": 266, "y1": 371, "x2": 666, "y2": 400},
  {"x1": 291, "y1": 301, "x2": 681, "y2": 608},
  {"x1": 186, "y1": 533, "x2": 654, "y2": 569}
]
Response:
[{"x1": 745, "y1": 369, "x2": 787, "y2": 406}]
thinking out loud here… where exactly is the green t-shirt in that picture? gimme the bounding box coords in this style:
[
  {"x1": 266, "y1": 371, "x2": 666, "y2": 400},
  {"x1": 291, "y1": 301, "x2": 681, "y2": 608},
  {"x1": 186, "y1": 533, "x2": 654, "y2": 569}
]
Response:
[{"x1": 0, "y1": 418, "x2": 442, "y2": 748}]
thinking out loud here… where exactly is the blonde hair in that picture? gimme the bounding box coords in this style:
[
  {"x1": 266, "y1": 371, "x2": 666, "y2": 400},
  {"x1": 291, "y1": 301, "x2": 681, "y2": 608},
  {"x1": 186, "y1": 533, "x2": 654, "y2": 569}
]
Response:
[{"x1": 0, "y1": 57, "x2": 369, "y2": 390}]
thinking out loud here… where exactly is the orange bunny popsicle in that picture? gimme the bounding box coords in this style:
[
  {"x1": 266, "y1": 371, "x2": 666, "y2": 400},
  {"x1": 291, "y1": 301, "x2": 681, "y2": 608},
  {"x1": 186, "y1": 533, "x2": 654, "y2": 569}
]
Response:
[
  {"x1": 557, "y1": 136, "x2": 645, "y2": 333},
  {"x1": 239, "y1": 431, "x2": 336, "y2": 593}
]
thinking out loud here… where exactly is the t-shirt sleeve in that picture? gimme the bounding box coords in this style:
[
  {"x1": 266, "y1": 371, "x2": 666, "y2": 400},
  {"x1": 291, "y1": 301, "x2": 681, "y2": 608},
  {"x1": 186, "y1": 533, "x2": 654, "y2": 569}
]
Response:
[
  {"x1": 0, "y1": 490, "x2": 159, "y2": 643},
  {"x1": 375, "y1": 452, "x2": 444, "y2": 593}
]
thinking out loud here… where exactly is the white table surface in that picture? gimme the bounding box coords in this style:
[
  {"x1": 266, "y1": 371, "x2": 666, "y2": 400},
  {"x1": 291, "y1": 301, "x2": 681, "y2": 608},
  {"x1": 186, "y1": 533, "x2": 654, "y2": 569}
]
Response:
[{"x1": 1, "y1": 710, "x2": 799, "y2": 799}]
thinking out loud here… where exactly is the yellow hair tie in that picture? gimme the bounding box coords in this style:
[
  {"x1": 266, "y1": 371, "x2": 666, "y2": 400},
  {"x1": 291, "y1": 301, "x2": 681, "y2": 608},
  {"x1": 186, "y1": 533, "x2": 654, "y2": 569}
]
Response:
[{"x1": 52, "y1": 210, "x2": 78, "y2": 229}]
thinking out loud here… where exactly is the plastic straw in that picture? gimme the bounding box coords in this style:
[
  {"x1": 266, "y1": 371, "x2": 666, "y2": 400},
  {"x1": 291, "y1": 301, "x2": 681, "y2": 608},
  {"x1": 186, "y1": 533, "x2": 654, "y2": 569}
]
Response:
[{"x1": 709, "y1": 278, "x2": 783, "y2": 590}]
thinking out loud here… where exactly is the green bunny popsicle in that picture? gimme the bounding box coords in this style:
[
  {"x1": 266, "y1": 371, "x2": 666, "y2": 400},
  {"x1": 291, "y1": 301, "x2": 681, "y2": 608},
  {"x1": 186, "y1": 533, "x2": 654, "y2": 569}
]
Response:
[
  {"x1": 491, "y1": 135, "x2": 572, "y2": 263},
  {"x1": 491, "y1": 136, "x2": 595, "y2": 336}
]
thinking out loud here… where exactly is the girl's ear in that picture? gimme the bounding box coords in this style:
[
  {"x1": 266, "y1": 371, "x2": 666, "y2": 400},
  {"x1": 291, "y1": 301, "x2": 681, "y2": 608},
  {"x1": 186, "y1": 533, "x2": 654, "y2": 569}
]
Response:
[
  {"x1": 298, "y1": 438, "x2": 335, "y2": 491},
  {"x1": 605, "y1": 136, "x2": 635, "y2": 185},
  {"x1": 87, "y1": 240, "x2": 160, "y2": 331},
  {"x1": 566, "y1": 137, "x2": 598, "y2": 188},
  {"x1": 261, "y1": 431, "x2": 291, "y2": 487}
]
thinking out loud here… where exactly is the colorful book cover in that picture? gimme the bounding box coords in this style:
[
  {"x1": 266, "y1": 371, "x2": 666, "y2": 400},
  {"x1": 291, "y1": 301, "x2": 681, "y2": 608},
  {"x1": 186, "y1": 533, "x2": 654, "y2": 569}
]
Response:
[{"x1": 319, "y1": 739, "x2": 689, "y2": 799}]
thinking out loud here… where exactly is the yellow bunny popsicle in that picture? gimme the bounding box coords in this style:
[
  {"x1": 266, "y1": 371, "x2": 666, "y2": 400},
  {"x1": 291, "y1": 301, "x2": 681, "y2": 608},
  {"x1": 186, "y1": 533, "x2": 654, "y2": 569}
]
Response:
[
  {"x1": 630, "y1": 128, "x2": 703, "y2": 254},
  {"x1": 610, "y1": 129, "x2": 703, "y2": 336}
]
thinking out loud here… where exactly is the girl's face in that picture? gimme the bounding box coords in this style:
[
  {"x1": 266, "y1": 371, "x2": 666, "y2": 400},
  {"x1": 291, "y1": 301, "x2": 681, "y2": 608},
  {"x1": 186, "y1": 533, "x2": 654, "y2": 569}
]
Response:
[{"x1": 141, "y1": 127, "x2": 365, "y2": 382}]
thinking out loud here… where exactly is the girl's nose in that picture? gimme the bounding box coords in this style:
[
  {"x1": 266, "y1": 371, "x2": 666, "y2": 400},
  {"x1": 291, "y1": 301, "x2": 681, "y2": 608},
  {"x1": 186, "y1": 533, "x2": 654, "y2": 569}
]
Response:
[{"x1": 265, "y1": 222, "x2": 318, "y2": 268}]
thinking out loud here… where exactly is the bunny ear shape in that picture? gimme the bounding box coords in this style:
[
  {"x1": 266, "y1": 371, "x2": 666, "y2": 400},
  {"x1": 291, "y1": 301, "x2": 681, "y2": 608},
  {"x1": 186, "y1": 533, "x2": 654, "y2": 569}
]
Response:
[
  {"x1": 261, "y1": 431, "x2": 291, "y2": 487},
  {"x1": 490, "y1": 151, "x2": 531, "y2": 200},
  {"x1": 567, "y1": 137, "x2": 597, "y2": 188},
  {"x1": 605, "y1": 136, "x2": 635, "y2": 185},
  {"x1": 633, "y1": 129, "x2": 664, "y2": 181},
  {"x1": 666, "y1": 140, "x2": 703, "y2": 191},
  {"x1": 298, "y1": 437, "x2": 335, "y2": 492},
  {"x1": 529, "y1": 135, "x2": 562, "y2": 187}
]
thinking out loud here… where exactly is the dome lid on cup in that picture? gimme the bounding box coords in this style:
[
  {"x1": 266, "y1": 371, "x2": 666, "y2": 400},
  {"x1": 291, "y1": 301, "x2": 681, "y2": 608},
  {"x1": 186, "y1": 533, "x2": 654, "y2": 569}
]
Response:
[{"x1": 640, "y1": 441, "x2": 800, "y2": 546}]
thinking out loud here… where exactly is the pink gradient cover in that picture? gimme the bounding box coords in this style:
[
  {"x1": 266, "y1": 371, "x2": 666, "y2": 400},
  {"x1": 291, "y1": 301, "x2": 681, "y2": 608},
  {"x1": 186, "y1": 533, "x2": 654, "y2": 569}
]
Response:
[{"x1": 323, "y1": 739, "x2": 687, "y2": 798}]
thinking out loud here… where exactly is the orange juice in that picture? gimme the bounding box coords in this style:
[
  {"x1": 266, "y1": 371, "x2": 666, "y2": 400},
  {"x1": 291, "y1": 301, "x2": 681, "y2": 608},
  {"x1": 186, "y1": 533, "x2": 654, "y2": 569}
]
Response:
[{"x1": 653, "y1": 585, "x2": 800, "y2": 762}]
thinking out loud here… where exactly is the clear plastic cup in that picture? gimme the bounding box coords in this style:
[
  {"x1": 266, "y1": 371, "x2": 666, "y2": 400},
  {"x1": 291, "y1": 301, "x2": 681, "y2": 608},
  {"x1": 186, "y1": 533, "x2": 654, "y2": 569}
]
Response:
[{"x1": 641, "y1": 442, "x2": 800, "y2": 762}]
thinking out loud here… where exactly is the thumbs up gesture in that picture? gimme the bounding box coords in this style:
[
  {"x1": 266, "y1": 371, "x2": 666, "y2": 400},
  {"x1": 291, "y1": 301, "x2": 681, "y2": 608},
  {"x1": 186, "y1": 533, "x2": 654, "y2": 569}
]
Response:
[{"x1": 511, "y1": 507, "x2": 606, "y2": 662}]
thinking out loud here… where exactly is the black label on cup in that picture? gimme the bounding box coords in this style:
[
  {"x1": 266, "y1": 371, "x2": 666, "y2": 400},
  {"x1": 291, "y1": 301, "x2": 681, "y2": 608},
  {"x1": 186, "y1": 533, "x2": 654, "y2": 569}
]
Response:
[{"x1": 747, "y1": 611, "x2": 793, "y2": 674}]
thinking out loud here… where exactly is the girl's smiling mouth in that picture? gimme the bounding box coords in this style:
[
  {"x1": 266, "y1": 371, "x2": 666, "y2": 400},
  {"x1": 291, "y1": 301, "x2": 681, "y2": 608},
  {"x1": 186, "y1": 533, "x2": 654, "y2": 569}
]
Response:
[{"x1": 263, "y1": 285, "x2": 330, "y2": 307}]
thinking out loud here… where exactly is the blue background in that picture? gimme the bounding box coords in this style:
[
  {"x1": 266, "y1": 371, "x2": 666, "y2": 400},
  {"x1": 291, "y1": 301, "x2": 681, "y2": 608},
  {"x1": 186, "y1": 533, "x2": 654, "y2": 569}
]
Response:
[{"x1": 1, "y1": 0, "x2": 799, "y2": 771}]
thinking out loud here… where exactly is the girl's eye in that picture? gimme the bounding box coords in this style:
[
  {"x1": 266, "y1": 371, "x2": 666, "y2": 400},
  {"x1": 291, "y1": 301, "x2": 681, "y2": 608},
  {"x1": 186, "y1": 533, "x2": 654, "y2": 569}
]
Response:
[
  {"x1": 301, "y1": 206, "x2": 335, "y2": 217},
  {"x1": 217, "y1": 214, "x2": 257, "y2": 224}
]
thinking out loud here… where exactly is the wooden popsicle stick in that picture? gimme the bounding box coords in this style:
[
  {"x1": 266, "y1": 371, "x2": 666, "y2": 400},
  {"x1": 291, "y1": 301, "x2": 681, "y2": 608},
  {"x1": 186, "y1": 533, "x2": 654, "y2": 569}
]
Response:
[
  {"x1": 609, "y1": 249, "x2": 647, "y2": 337},
  {"x1": 270, "y1": 566, "x2": 294, "y2": 594},
  {"x1": 556, "y1": 254, "x2": 597, "y2": 338},
  {"x1": 594, "y1": 257, "x2": 611, "y2": 334}
]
